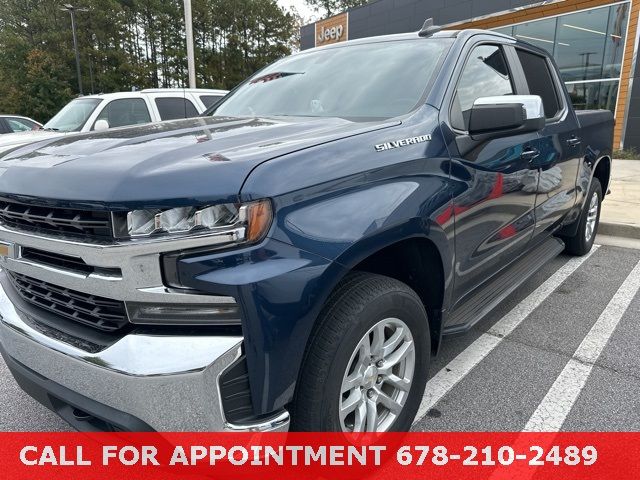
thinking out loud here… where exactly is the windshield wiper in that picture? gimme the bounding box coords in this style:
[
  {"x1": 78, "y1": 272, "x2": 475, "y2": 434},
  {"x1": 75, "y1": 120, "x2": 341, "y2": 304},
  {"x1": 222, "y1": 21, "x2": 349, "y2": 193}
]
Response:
[
  {"x1": 250, "y1": 72, "x2": 303, "y2": 84},
  {"x1": 42, "y1": 127, "x2": 60, "y2": 131}
]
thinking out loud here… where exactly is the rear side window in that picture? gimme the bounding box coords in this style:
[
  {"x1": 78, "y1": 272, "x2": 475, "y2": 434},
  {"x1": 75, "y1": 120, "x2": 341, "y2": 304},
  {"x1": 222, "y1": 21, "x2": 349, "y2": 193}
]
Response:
[
  {"x1": 155, "y1": 98, "x2": 199, "y2": 120},
  {"x1": 452, "y1": 45, "x2": 514, "y2": 131},
  {"x1": 200, "y1": 95, "x2": 224, "y2": 109},
  {"x1": 95, "y1": 99, "x2": 151, "y2": 129},
  {"x1": 516, "y1": 49, "x2": 561, "y2": 119}
]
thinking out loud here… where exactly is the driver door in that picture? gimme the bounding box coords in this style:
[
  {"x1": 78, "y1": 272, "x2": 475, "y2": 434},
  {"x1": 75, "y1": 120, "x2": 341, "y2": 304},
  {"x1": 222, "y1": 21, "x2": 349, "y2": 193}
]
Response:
[{"x1": 443, "y1": 43, "x2": 541, "y2": 306}]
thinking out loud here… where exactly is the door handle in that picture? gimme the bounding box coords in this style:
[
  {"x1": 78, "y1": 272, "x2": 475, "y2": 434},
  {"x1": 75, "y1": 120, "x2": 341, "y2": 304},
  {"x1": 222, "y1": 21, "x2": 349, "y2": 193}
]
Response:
[
  {"x1": 567, "y1": 137, "x2": 581, "y2": 147},
  {"x1": 521, "y1": 148, "x2": 540, "y2": 162}
]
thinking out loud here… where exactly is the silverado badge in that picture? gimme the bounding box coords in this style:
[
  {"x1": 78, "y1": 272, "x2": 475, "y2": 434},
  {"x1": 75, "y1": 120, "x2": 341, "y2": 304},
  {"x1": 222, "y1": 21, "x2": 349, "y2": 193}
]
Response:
[{"x1": 375, "y1": 134, "x2": 432, "y2": 152}]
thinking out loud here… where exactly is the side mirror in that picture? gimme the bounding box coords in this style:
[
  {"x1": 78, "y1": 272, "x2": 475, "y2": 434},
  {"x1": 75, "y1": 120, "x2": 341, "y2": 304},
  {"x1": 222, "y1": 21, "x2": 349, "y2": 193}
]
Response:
[
  {"x1": 468, "y1": 95, "x2": 545, "y2": 140},
  {"x1": 94, "y1": 119, "x2": 110, "y2": 131}
]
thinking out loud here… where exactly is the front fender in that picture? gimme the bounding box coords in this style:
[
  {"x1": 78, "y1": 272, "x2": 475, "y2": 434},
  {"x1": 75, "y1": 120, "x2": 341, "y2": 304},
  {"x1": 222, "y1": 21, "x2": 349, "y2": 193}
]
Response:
[{"x1": 170, "y1": 237, "x2": 348, "y2": 415}]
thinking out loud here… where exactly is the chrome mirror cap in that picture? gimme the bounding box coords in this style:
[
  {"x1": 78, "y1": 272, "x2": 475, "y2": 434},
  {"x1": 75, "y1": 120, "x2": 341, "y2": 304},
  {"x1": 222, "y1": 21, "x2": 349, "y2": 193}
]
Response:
[{"x1": 474, "y1": 95, "x2": 545, "y2": 121}]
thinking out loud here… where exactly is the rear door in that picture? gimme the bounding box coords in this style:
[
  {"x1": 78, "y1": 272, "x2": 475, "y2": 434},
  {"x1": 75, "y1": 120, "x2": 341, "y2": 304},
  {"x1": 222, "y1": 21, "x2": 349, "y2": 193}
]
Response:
[
  {"x1": 514, "y1": 47, "x2": 582, "y2": 238},
  {"x1": 442, "y1": 41, "x2": 541, "y2": 302}
]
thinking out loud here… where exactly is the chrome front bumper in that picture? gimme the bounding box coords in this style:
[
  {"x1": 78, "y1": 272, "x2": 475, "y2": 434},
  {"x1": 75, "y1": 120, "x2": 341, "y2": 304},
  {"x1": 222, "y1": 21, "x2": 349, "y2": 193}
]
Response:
[{"x1": 0, "y1": 279, "x2": 290, "y2": 432}]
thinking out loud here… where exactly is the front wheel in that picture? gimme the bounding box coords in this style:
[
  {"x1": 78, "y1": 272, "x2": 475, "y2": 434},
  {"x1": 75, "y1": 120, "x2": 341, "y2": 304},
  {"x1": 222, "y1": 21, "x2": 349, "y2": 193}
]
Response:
[
  {"x1": 563, "y1": 178, "x2": 602, "y2": 256},
  {"x1": 290, "y1": 273, "x2": 430, "y2": 432}
]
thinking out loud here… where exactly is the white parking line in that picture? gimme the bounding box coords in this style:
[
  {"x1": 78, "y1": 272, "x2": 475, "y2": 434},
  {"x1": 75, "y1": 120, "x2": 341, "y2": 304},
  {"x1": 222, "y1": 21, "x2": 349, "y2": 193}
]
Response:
[
  {"x1": 413, "y1": 247, "x2": 599, "y2": 424},
  {"x1": 523, "y1": 259, "x2": 640, "y2": 432}
]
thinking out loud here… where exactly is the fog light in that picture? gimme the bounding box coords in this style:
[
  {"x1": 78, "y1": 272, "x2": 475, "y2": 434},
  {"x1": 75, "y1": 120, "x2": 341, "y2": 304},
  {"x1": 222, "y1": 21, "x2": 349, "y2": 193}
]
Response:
[{"x1": 126, "y1": 302, "x2": 241, "y2": 326}]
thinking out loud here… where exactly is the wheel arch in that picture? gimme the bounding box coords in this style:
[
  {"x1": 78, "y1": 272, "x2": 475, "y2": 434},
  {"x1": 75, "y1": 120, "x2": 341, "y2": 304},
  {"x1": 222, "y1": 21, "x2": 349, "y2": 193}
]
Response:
[
  {"x1": 592, "y1": 155, "x2": 612, "y2": 194},
  {"x1": 559, "y1": 154, "x2": 611, "y2": 238},
  {"x1": 351, "y1": 236, "x2": 446, "y2": 355}
]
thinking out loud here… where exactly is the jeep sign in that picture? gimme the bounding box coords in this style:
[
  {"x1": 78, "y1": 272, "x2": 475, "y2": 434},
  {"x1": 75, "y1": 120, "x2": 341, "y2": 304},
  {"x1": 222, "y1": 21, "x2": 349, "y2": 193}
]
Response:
[
  {"x1": 318, "y1": 24, "x2": 344, "y2": 43},
  {"x1": 314, "y1": 13, "x2": 348, "y2": 47}
]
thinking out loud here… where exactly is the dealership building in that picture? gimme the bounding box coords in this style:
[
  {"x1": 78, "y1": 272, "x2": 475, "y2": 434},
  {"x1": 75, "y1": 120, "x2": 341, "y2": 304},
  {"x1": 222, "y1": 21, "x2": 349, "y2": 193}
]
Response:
[{"x1": 301, "y1": 0, "x2": 640, "y2": 150}]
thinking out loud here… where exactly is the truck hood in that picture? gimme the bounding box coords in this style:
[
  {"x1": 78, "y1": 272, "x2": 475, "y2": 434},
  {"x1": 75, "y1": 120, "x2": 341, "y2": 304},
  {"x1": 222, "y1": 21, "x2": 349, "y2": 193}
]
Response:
[
  {"x1": 0, "y1": 130, "x2": 63, "y2": 154},
  {"x1": 0, "y1": 116, "x2": 398, "y2": 209}
]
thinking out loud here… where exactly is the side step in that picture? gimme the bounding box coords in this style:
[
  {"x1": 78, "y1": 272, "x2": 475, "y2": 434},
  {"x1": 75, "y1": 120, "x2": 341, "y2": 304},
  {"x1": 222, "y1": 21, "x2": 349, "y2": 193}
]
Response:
[{"x1": 443, "y1": 237, "x2": 565, "y2": 335}]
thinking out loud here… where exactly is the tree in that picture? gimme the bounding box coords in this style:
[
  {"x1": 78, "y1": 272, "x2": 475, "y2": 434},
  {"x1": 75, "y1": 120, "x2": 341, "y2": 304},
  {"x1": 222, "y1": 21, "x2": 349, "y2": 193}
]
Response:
[
  {"x1": 304, "y1": 0, "x2": 369, "y2": 17},
  {"x1": 0, "y1": 0, "x2": 298, "y2": 121}
]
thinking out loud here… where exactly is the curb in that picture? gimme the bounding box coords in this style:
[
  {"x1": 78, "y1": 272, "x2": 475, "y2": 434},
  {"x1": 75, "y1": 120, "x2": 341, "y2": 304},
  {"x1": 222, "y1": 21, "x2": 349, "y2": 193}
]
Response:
[{"x1": 599, "y1": 222, "x2": 640, "y2": 240}]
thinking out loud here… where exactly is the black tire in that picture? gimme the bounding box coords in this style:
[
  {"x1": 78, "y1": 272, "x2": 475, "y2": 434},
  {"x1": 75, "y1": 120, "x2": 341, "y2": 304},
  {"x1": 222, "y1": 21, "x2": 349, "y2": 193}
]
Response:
[
  {"x1": 563, "y1": 178, "x2": 602, "y2": 256},
  {"x1": 290, "y1": 272, "x2": 430, "y2": 432}
]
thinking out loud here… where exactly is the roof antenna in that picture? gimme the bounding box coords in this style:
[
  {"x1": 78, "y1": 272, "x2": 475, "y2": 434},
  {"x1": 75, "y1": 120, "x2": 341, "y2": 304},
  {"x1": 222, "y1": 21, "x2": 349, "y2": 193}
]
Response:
[{"x1": 418, "y1": 18, "x2": 442, "y2": 37}]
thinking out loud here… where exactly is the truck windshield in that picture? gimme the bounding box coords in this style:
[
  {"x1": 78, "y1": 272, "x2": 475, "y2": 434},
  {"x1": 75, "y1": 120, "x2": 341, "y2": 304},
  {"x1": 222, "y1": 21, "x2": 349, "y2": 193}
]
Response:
[
  {"x1": 213, "y1": 39, "x2": 452, "y2": 120},
  {"x1": 43, "y1": 98, "x2": 102, "y2": 132}
]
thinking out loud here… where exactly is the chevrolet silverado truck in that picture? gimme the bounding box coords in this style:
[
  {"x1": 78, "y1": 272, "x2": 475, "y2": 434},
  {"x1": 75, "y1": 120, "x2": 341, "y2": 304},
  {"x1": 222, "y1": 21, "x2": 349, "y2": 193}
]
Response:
[{"x1": 0, "y1": 24, "x2": 613, "y2": 433}]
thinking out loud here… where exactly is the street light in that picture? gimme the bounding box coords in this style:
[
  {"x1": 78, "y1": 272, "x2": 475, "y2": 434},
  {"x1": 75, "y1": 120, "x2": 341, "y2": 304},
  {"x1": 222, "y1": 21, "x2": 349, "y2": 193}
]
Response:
[{"x1": 60, "y1": 4, "x2": 89, "y2": 95}]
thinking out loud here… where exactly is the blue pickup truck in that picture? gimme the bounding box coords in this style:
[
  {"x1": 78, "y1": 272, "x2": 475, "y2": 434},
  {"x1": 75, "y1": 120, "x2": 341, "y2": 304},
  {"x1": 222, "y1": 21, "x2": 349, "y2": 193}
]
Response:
[{"x1": 0, "y1": 24, "x2": 613, "y2": 433}]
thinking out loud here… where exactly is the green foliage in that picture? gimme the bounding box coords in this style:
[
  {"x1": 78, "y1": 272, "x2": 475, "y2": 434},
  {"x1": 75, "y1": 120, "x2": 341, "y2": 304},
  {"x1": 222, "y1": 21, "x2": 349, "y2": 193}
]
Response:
[
  {"x1": 304, "y1": 0, "x2": 369, "y2": 17},
  {"x1": 0, "y1": 0, "x2": 297, "y2": 122}
]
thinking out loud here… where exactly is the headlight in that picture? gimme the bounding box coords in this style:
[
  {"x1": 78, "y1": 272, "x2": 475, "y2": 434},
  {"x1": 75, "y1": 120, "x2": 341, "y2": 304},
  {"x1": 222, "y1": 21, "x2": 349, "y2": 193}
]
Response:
[{"x1": 123, "y1": 199, "x2": 272, "y2": 243}]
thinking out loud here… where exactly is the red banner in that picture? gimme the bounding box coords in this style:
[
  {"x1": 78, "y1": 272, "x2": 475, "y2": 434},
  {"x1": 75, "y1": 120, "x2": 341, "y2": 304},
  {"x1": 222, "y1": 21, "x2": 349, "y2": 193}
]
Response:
[{"x1": 3, "y1": 432, "x2": 639, "y2": 479}]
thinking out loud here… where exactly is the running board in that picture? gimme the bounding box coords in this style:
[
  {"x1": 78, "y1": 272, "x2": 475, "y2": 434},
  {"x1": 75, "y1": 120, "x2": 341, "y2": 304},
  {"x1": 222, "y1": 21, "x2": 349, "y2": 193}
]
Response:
[{"x1": 443, "y1": 237, "x2": 565, "y2": 335}]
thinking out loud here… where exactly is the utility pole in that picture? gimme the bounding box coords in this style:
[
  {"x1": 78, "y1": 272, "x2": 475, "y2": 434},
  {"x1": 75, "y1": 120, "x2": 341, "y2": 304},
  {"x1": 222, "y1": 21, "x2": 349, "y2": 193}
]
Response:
[
  {"x1": 184, "y1": 0, "x2": 196, "y2": 88},
  {"x1": 61, "y1": 4, "x2": 89, "y2": 95}
]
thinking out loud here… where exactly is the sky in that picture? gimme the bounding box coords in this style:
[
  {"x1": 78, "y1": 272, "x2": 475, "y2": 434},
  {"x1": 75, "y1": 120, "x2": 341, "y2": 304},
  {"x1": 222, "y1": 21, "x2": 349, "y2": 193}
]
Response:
[{"x1": 276, "y1": 0, "x2": 319, "y2": 23}]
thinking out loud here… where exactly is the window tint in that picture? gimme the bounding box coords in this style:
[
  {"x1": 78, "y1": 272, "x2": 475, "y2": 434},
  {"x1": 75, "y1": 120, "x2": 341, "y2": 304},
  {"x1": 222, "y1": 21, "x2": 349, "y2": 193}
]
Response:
[
  {"x1": 452, "y1": 45, "x2": 514, "y2": 130},
  {"x1": 7, "y1": 118, "x2": 38, "y2": 132},
  {"x1": 95, "y1": 99, "x2": 151, "y2": 129},
  {"x1": 155, "y1": 98, "x2": 199, "y2": 120},
  {"x1": 200, "y1": 95, "x2": 224, "y2": 109},
  {"x1": 517, "y1": 49, "x2": 561, "y2": 119}
]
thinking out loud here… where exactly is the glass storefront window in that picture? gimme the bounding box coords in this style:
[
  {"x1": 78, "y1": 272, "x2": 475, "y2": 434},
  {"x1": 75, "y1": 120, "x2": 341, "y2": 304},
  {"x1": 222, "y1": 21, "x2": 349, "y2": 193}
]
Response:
[
  {"x1": 494, "y1": 26, "x2": 514, "y2": 36},
  {"x1": 513, "y1": 18, "x2": 558, "y2": 55},
  {"x1": 603, "y1": 3, "x2": 629, "y2": 78},
  {"x1": 491, "y1": 3, "x2": 629, "y2": 114},
  {"x1": 566, "y1": 80, "x2": 619, "y2": 112},
  {"x1": 556, "y1": 8, "x2": 611, "y2": 82}
]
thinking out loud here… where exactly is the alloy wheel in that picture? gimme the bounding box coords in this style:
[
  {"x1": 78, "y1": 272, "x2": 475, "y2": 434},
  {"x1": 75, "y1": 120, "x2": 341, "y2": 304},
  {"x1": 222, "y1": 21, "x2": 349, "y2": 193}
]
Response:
[{"x1": 339, "y1": 318, "x2": 415, "y2": 432}]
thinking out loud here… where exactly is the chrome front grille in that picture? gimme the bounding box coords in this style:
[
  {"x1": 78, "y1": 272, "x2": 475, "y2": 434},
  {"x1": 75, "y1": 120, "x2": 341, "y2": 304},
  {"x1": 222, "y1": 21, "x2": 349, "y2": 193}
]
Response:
[
  {"x1": 20, "y1": 247, "x2": 95, "y2": 275},
  {"x1": 6, "y1": 272, "x2": 129, "y2": 332},
  {"x1": 0, "y1": 200, "x2": 113, "y2": 239}
]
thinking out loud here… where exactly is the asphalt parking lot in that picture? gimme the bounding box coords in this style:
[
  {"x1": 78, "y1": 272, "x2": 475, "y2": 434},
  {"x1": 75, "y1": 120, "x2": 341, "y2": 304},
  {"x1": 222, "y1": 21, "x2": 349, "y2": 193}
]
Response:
[{"x1": 1, "y1": 241, "x2": 639, "y2": 432}]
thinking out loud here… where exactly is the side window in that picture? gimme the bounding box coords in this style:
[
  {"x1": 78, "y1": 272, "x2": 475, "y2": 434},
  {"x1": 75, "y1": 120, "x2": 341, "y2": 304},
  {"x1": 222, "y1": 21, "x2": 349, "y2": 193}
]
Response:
[
  {"x1": 516, "y1": 49, "x2": 561, "y2": 119},
  {"x1": 95, "y1": 99, "x2": 151, "y2": 129},
  {"x1": 155, "y1": 98, "x2": 199, "y2": 120},
  {"x1": 451, "y1": 45, "x2": 514, "y2": 131},
  {"x1": 200, "y1": 95, "x2": 224, "y2": 109},
  {"x1": 7, "y1": 118, "x2": 38, "y2": 132}
]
